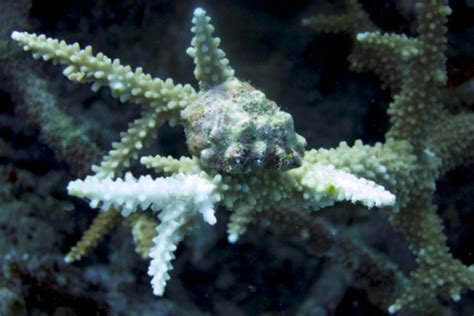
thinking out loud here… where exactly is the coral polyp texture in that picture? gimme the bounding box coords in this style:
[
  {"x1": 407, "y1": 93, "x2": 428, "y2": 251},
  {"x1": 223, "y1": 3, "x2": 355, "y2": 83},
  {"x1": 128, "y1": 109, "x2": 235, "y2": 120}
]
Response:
[{"x1": 10, "y1": 1, "x2": 474, "y2": 314}]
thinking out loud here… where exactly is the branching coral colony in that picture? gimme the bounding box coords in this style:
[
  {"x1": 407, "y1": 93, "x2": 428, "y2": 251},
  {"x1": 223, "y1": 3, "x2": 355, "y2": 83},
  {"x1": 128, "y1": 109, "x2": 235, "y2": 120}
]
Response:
[{"x1": 10, "y1": 1, "x2": 474, "y2": 314}]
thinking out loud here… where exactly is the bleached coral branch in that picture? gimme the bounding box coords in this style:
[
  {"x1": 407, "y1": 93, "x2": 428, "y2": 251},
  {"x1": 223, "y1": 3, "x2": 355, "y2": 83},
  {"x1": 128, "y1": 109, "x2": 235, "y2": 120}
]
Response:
[
  {"x1": 67, "y1": 171, "x2": 221, "y2": 294},
  {"x1": 67, "y1": 172, "x2": 220, "y2": 223},
  {"x1": 148, "y1": 205, "x2": 191, "y2": 296},
  {"x1": 291, "y1": 163, "x2": 396, "y2": 210}
]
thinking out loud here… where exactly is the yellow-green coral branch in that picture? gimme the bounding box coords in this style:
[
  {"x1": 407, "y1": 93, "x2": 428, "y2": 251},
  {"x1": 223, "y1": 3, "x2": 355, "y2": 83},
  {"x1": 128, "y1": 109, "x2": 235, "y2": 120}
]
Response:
[
  {"x1": 355, "y1": 32, "x2": 421, "y2": 61},
  {"x1": 124, "y1": 213, "x2": 159, "y2": 259},
  {"x1": 351, "y1": 33, "x2": 421, "y2": 92},
  {"x1": 416, "y1": 1, "x2": 451, "y2": 85},
  {"x1": 386, "y1": 1, "x2": 451, "y2": 146},
  {"x1": 302, "y1": 0, "x2": 376, "y2": 34},
  {"x1": 91, "y1": 108, "x2": 171, "y2": 179},
  {"x1": 65, "y1": 209, "x2": 121, "y2": 263},
  {"x1": 11, "y1": 31, "x2": 198, "y2": 112},
  {"x1": 140, "y1": 155, "x2": 200, "y2": 175},
  {"x1": 186, "y1": 8, "x2": 235, "y2": 90},
  {"x1": 388, "y1": 198, "x2": 474, "y2": 314},
  {"x1": 426, "y1": 112, "x2": 474, "y2": 174},
  {"x1": 9, "y1": 62, "x2": 102, "y2": 177},
  {"x1": 305, "y1": 140, "x2": 417, "y2": 207}
]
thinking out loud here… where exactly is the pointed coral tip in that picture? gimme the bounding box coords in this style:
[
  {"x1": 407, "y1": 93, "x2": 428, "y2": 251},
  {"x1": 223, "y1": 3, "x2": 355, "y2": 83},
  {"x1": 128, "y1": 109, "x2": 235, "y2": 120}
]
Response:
[
  {"x1": 228, "y1": 234, "x2": 238, "y2": 244},
  {"x1": 11, "y1": 31, "x2": 21, "y2": 40},
  {"x1": 388, "y1": 304, "x2": 401, "y2": 314},
  {"x1": 194, "y1": 7, "x2": 206, "y2": 17}
]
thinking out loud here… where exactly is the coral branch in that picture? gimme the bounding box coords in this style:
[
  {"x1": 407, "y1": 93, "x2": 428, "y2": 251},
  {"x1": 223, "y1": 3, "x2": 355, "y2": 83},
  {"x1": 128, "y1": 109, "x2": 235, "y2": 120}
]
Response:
[
  {"x1": 65, "y1": 210, "x2": 121, "y2": 263},
  {"x1": 427, "y1": 112, "x2": 474, "y2": 174},
  {"x1": 186, "y1": 8, "x2": 235, "y2": 90},
  {"x1": 11, "y1": 31, "x2": 198, "y2": 112}
]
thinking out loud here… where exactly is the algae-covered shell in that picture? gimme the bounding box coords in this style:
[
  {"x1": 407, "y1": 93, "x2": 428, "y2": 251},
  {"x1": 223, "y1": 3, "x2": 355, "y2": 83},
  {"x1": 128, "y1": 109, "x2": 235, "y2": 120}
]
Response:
[{"x1": 181, "y1": 78, "x2": 306, "y2": 174}]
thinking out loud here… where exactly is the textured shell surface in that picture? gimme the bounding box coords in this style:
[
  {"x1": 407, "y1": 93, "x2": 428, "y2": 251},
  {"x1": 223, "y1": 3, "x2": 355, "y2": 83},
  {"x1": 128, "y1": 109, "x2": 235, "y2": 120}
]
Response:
[{"x1": 181, "y1": 78, "x2": 306, "y2": 174}]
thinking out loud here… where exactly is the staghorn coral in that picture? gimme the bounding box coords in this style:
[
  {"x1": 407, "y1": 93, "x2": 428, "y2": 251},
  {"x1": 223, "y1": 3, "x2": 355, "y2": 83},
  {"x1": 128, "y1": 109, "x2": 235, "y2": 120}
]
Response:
[
  {"x1": 304, "y1": 0, "x2": 474, "y2": 313},
  {"x1": 2, "y1": 1, "x2": 470, "y2": 314},
  {"x1": 11, "y1": 4, "x2": 396, "y2": 300}
]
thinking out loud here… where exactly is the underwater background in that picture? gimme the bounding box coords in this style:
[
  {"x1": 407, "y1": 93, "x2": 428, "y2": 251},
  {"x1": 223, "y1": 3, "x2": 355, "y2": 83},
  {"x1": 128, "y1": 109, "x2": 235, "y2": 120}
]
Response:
[{"x1": 0, "y1": 0, "x2": 474, "y2": 315}]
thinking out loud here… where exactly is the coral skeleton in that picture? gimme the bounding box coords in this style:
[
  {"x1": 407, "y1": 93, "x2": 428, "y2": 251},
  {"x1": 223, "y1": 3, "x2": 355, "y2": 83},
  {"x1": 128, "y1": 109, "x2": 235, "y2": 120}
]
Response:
[{"x1": 10, "y1": 2, "x2": 474, "y2": 314}]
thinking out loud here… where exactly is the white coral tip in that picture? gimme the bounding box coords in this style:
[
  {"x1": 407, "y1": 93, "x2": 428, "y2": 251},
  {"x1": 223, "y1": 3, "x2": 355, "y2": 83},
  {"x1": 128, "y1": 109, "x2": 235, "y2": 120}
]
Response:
[
  {"x1": 200, "y1": 207, "x2": 217, "y2": 225},
  {"x1": 194, "y1": 7, "x2": 206, "y2": 17},
  {"x1": 388, "y1": 304, "x2": 401, "y2": 314},
  {"x1": 11, "y1": 31, "x2": 22, "y2": 40},
  {"x1": 228, "y1": 233, "x2": 238, "y2": 244}
]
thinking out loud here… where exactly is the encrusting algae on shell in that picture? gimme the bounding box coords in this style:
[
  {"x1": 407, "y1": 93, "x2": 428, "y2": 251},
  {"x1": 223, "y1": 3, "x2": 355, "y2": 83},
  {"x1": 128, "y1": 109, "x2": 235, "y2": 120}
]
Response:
[{"x1": 182, "y1": 77, "x2": 306, "y2": 174}]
